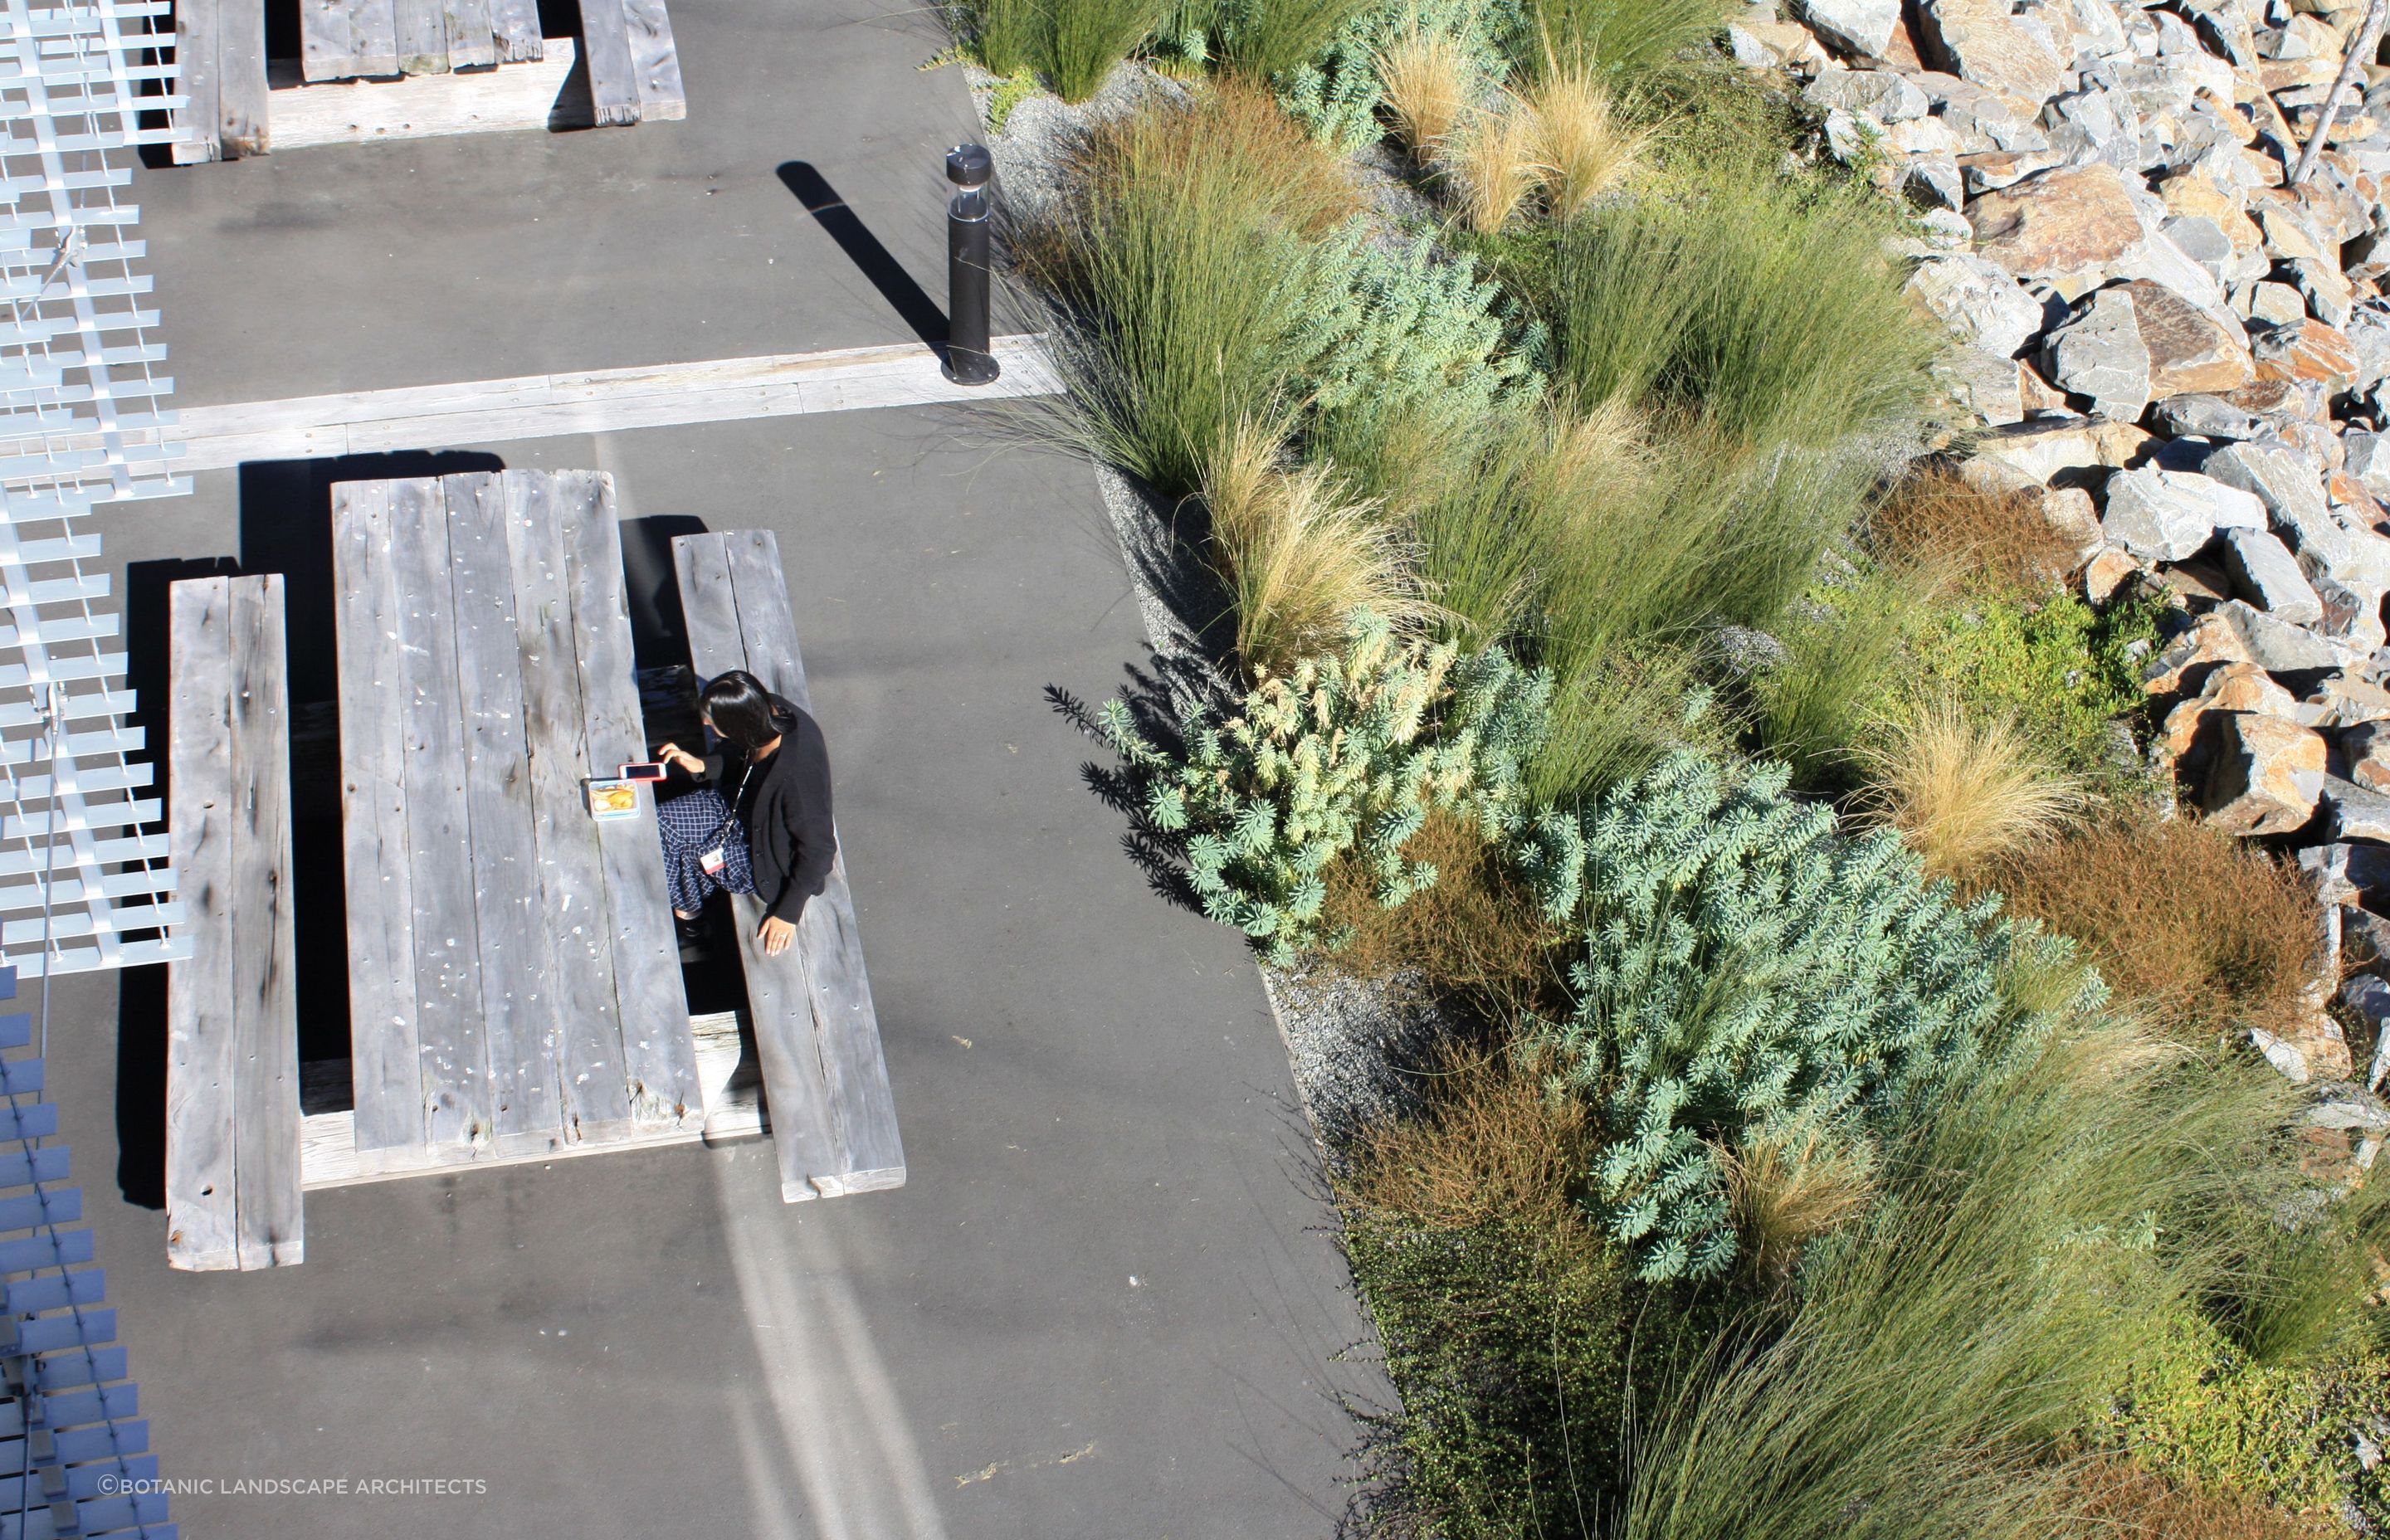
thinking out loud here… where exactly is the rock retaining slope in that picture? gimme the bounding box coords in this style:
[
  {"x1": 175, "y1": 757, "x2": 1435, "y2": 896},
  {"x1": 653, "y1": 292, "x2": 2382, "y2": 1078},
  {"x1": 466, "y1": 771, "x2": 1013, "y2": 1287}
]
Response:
[{"x1": 1746, "y1": 0, "x2": 2390, "y2": 1148}]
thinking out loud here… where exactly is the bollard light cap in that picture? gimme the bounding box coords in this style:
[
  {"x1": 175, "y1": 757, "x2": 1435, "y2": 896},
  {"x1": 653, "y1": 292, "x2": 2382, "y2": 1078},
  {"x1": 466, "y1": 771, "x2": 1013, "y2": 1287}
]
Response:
[{"x1": 945, "y1": 144, "x2": 993, "y2": 190}]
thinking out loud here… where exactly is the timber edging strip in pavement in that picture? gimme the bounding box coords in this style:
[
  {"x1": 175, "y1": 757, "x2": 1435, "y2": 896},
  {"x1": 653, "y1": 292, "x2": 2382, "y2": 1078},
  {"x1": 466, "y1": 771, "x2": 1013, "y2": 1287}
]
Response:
[{"x1": 158, "y1": 335, "x2": 1063, "y2": 474}]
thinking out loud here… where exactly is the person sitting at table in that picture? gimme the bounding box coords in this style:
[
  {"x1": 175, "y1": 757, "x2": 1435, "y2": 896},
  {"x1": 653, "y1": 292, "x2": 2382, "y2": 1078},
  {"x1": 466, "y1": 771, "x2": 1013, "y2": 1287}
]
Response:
[{"x1": 653, "y1": 670, "x2": 836, "y2": 958}]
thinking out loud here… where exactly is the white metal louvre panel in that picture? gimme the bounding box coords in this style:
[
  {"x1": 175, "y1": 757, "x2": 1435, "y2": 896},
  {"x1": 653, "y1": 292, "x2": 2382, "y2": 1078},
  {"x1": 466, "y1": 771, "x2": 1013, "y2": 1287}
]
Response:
[{"x1": 0, "y1": 0, "x2": 185, "y2": 978}]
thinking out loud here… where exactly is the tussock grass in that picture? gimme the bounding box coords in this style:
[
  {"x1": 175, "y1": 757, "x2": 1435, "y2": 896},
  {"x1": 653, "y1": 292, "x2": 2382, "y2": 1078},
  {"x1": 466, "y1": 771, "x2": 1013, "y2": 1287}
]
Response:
[
  {"x1": 1341, "y1": 1041, "x2": 1591, "y2": 1231},
  {"x1": 1030, "y1": 82, "x2": 1358, "y2": 496},
  {"x1": 1318, "y1": 810, "x2": 1568, "y2": 1013},
  {"x1": 2061, "y1": 1460, "x2": 2339, "y2": 1540},
  {"x1": 971, "y1": 0, "x2": 1156, "y2": 100},
  {"x1": 1549, "y1": 175, "x2": 1939, "y2": 450},
  {"x1": 1619, "y1": 1019, "x2": 2293, "y2": 1540},
  {"x1": 1522, "y1": 67, "x2": 1645, "y2": 219},
  {"x1": 1869, "y1": 468, "x2": 2082, "y2": 598},
  {"x1": 1374, "y1": 26, "x2": 1476, "y2": 156},
  {"x1": 1523, "y1": 0, "x2": 1739, "y2": 80},
  {"x1": 1202, "y1": 419, "x2": 1435, "y2": 678},
  {"x1": 1988, "y1": 814, "x2": 2323, "y2": 1043},
  {"x1": 1441, "y1": 102, "x2": 1545, "y2": 236},
  {"x1": 1756, "y1": 566, "x2": 1929, "y2": 788},
  {"x1": 1217, "y1": 0, "x2": 1376, "y2": 80},
  {"x1": 1723, "y1": 1115, "x2": 1875, "y2": 1286},
  {"x1": 1860, "y1": 699, "x2": 2085, "y2": 883}
]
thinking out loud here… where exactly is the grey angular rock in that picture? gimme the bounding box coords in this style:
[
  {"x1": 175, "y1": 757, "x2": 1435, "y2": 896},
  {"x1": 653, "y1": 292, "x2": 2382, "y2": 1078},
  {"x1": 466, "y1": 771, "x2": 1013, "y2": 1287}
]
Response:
[
  {"x1": 1905, "y1": 157, "x2": 1966, "y2": 212},
  {"x1": 2306, "y1": 1075, "x2": 2390, "y2": 1133},
  {"x1": 1905, "y1": 253, "x2": 2044, "y2": 357},
  {"x1": 2300, "y1": 841, "x2": 2361, "y2": 904},
  {"x1": 1803, "y1": 66, "x2": 1929, "y2": 119},
  {"x1": 2201, "y1": 439, "x2": 2339, "y2": 553},
  {"x1": 2246, "y1": 280, "x2": 2308, "y2": 326},
  {"x1": 2042, "y1": 286, "x2": 2152, "y2": 417},
  {"x1": 2041, "y1": 85, "x2": 2143, "y2": 171},
  {"x1": 2344, "y1": 718, "x2": 2390, "y2": 790},
  {"x1": 2344, "y1": 429, "x2": 2390, "y2": 499},
  {"x1": 1937, "y1": 346, "x2": 2025, "y2": 425},
  {"x1": 2311, "y1": 573, "x2": 2389, "y2": 655},
  {"x1": 2100, "y1": 465, "x2": 2265, "y2": 560},
  {"x1": 1794, "y1": 0, "x2": 1904, "y2": 57},
  {"x1": 2221, "y1": 525, "x2": 2327, "y2": 623},
  {"x1": 1918, "y1": 208, "x2": 1976, "y2": 248},
  {"x1": 2160, "y1": 213, "x2": 2236, "y2": 285},
  {"x1": 2326, "y1": 775, "x2": 2390, "y2": 841},
  {"x1": 2217, "y1": 597, "x2": 2360, "y2": 671},
  {"x1": 2150, "y1": 392, "x2": 2265, "y2": 440}
]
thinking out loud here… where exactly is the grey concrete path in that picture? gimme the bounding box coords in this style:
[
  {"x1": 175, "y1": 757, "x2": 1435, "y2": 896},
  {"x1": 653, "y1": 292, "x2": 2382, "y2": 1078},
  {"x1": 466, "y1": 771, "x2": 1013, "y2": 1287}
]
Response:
[
  {"x1": 43, "y1": 8, "x2": 1386, "y2": 1534},
  {"x1": 141, "y1": 0, "x2": 990, "y2": 402}
]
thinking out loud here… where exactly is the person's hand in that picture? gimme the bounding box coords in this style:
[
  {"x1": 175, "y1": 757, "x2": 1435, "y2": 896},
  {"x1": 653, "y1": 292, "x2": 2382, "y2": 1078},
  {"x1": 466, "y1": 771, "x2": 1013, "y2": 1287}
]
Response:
[
  {"x1": 656, "y1": 743, "x2": 705, "y2": 777},
  {"x1": 759, "y1": 916, "x2": 797, "y2": 956}
]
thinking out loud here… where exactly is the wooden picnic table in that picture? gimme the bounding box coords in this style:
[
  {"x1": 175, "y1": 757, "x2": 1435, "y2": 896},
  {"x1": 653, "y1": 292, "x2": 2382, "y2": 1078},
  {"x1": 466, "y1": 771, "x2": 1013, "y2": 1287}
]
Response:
[{"x1": 329, "y1": 468, "x2": 701, "y2": 1177}]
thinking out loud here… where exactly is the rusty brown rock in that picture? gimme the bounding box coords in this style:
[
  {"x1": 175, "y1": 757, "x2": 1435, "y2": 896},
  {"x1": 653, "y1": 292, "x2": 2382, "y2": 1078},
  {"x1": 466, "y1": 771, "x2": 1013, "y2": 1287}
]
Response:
[
  {"x1": 1919, "y1": 0, "x2": 2068, "y2": 100},
  {"x1": 2254, "y1": 319, "x2": 2362, "y2": 393},
  {"x1": 2144, "y1": 609, "x2": 2255, "y2": 694},
  {"x1": 1968, "y1": 164, "x2": 2145, "y2": 285},
  {"x1": 2160, "y1": 660, "x2": 2301, "y2": 776},
  {"x1": 2122, "y1": 280, "x2": 2256, "y2": 397},
  {"x1": 2202, "y1": 712, "x2": 2328, "y2": 835}
]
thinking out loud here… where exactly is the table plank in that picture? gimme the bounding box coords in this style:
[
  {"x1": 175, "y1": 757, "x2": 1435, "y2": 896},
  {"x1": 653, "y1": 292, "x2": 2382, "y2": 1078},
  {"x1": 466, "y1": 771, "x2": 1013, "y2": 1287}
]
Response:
[
  {"x1": 575, "y1": 0, "x2": 641, "y2": 125},
  {"x1": 486, "y1": 0, "x2": 541, "y2": 61},
  {"x1": 165, "y1": 578, "x2": 237, "y2": 1269},
  {"x1": 349, "y1": 0, "x2": 402, "y2": 77},
  {"x1": 500, "y1": 470, "x2": 633, "y2": 1143},
  {"x1": 227, "y1": 575, "x2": 302, "y2": 1265},
  {"x1": 444, "y1": 472, "x2": 563, "y2": 1151},
  {"x1": 564, "y1": 472, "x2": 700, "y2": 1129},
  {"x1": 388, "y1": 477, "x2": 491, "y2": 1152},
  {"x1": 719, "y1": 532, "x2": 904, "y2": 1191},
  {"x1": 442, "y1": 0, "x2": 495, "y2": 68},
  {"x1": 217, "y1": 0, "x2": 270, "y2": 156},
  {"x1": 394, "y1": 0, "x2": 448, "y2": 73},
  {"x1": 671, "y1": 533, "x2": 852, "y2": 1200},
  {"x1": 171, "y1": 0, "x2": 222, "y2": 163},
  {"x1": 331, "y1": 481, "x2": 425, "y2": 1163},
  {"x1": 623, "y1": 0, "x2": 686, "y2": 122},
  {"x1": 299, "y1": 0, "x2": 354, "y2": 81}
]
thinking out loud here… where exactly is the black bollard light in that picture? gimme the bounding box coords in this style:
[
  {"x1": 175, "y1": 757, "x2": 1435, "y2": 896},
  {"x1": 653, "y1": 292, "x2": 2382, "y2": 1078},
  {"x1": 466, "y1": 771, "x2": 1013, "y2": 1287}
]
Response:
[{"x1": 942, "y1": 144, "x2": 1000, "y2": 386}]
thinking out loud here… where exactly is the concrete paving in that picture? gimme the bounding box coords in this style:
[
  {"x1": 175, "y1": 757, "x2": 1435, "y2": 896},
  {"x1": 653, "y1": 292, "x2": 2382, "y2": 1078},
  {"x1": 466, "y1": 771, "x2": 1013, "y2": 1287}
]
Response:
[{"x1": 45, "y1": 9, "x2": 1385, "y2": 1535}]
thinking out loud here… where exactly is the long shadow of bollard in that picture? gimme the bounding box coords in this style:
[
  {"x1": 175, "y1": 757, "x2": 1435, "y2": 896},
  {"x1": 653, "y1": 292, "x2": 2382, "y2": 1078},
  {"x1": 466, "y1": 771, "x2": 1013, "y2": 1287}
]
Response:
[{"x1": 776, "y1": 161, "x2": 949, "y2": 355}]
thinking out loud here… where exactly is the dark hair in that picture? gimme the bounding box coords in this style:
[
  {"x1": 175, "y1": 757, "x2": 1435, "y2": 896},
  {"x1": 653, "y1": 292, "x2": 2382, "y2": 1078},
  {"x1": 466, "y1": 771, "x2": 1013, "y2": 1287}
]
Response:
[{"x1": 700, "y1": 670, "x2": 797, "y2": 750}]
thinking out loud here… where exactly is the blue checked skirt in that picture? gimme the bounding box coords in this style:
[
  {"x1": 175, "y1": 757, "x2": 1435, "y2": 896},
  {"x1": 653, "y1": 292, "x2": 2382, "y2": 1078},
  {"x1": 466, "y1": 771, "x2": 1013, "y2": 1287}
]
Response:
[{"x1": 655, "y1": 787, "x2": 756, "y2": 914}]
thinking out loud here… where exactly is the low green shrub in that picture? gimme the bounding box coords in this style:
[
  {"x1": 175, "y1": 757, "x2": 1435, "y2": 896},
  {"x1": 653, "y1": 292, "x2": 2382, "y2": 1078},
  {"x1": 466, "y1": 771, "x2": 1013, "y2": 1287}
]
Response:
[
  {"x1": 2106, "y1": 1312, "x2": 2390, "y2": 1528},
  {"x1": 1515, "y1": 750, "x2": 2098, "y2": 1280},
  {"x1": 1906, "y1": 588, "x2": 2166, "y2": 787},
  {"x1": 1097, "y1": 611, "x2": 1549, "y2": 963}
]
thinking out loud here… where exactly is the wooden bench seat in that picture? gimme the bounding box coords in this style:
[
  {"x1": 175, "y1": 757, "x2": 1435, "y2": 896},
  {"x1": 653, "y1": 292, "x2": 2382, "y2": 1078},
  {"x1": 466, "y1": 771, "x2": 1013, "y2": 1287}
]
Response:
[
  {"x1": 299, "y1": 0, "x2": 543, "y2": 81},
  {"x1": 165, "y1": 575, "x2": 303, "y2": 1270},
  {"x1": 671, "y1": 530, "x2": 904, "y2": 1202},
  {"x1": 173, "y1": 0, "x2": 679, "y2": 162}
]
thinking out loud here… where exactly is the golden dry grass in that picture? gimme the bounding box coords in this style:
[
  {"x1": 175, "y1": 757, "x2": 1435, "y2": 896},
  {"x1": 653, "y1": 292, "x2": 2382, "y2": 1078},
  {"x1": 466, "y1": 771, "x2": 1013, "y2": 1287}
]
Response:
[
  {"x1": 1521, "y1": 68, "x2": 1644, "y2": 220},
  {"x1": 1867, "y1": 467, "x2": 2081, "y2": 597},
  {"x1": 1338, "y1": 1039, "x2": 1592, "y2": 1232},
  {"x1": 2061, "y1": 1458, "x2": 2336, "y2": 1540},
  {"x1": 1440, "y1": 101, "x2": 1544, "y2": 236},
  {"x1": 1203, "y1": 419, "x2": 1436, "y2": 679},
  {"x1": 1070, "y1": 77, "x2": 1361, "y2": 246},
  {"x1": 1860, "y1": 700, "x2": 2086, "y2": 883},
  {"x1": 1988, "y1": 812, "x2": 2324, "y2": 1041},
  {"x1": 1722, "y1": 1117, "x2": 1876, "y2": 1285},
  {"x1": 1373, "y1": 26, "x2": 1474, "y2": 157}
]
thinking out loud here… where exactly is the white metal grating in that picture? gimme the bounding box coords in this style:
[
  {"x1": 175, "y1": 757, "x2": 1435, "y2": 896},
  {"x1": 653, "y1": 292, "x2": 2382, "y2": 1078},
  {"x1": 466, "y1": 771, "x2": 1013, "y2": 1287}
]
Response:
[{"x1": 0, "y1": 0, "x2": 184, "y2": 978}]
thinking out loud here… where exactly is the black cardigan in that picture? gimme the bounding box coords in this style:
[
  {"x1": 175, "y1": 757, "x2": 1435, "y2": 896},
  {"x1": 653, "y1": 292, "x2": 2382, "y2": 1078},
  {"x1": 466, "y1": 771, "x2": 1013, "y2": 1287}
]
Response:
[{"x1": 705, "y1": 707, "x2": 836, "y2": 925}]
